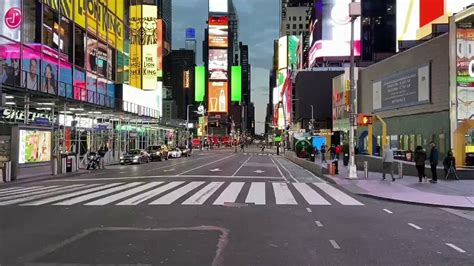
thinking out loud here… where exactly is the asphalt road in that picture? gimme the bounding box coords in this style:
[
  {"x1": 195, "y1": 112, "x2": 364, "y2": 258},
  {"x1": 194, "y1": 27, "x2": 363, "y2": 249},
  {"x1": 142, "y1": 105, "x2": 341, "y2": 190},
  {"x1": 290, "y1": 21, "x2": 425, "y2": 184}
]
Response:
[{"x1": 0, "y1": 148, "x2": 473, "y2": 265}]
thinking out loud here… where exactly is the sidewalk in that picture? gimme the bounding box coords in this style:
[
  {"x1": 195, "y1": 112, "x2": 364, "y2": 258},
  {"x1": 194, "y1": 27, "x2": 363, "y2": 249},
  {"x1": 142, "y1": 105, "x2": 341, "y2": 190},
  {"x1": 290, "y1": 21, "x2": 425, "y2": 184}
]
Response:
[
  {"x1": 1, "y1": 169, "x2": 90, "y2": 187},
  {"x1": 285, "y1": 152, "x2": 474, "y2": 209}
]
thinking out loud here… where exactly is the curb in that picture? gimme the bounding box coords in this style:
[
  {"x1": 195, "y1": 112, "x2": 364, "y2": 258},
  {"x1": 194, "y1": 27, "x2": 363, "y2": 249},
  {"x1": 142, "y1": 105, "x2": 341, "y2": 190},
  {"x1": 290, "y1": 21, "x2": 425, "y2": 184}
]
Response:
[
  {"x1": 355, "y1": 192, "x2": 474, "y2": 210},
  {"x1": 1, "y1": 170, "x2": 91, "y2": 187}
]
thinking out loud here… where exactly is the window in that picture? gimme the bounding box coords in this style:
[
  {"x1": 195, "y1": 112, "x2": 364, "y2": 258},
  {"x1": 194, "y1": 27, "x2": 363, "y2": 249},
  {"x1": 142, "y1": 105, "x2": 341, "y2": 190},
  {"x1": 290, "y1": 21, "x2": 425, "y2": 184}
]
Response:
[
  {"x1": 293, "y1": 16, "x2": 296, "y2": 21},
  {"x1": 292, "y1": 31, "x2": 297, "y2": 35},
  {"x1": 23, "y1": 0, "x2": 41, "y2": 46},
  {"x1": 299, "y1": 16, "x2": 302, "y2": 21},
  {"x1": 293, "y1": 24, "x2": 296, "y2": 29},
  {"x1": 60, "y1": 17, "x2": 73, "y2": 63},
  {"x1": 299, "y1": 24, "x2": 303, "y2": 29},
  {"x1": 42, "y1": 6, "x2": 59, "y2": 51},
  {"x1": 306, "y1": 24, "x2": 309, "y2": 29},
  {"x1": 74, "y1": 26, "x2": 85, "y2": 68},
  {"x1": 286, "y1": 24, "x2": 290, "y2": 30},
  {"x1": 289, "y1": 16, "x2": 291, "y2": 21}
]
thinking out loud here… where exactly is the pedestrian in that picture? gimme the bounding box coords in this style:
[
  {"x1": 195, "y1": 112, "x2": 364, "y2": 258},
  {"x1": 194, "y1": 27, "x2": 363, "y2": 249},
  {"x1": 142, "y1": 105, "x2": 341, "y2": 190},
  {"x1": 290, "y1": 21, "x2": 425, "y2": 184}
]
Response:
[
  {"x1": 330, "y1": 144, "x2": 336, "y2": 160},
  {"x1": 261, "y1": 142, "x2": 265, "y2": 153},
  {"x1": 429, "y1": 141, "x2": 439, "y2": 183},
  {"x1": 382, "y1": 144, "x2": 395, "y2": 181},
  {"x1": 414, "y1": 145, "x2": 426, "y2": 182},
  {"x1": 443, "y1": 150, "x2": 458, "y2": 180},
  {"x1": 240, "y1": 140, "x2": 245, "y2": 152},
  {"x1": 335, "y1": 145, "x2": 342, "y2": 160},
  {"x1": 321, "y1": 144, "x2": 327, "y2": 163}
]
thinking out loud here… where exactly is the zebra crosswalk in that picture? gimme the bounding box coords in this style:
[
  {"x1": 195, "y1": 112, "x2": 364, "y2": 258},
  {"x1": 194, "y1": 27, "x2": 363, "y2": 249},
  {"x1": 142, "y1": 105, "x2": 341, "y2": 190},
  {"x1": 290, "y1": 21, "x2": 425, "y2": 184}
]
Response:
[{"x1": 0, "y1": 181, "x2": 364, "y2": 207}]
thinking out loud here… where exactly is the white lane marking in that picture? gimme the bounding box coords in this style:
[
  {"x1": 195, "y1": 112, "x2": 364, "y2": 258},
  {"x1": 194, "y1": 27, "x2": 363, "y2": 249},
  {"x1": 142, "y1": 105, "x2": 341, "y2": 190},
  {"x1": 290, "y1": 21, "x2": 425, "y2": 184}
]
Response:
[
  {"x1": 269, "y1": 156, "x2": 290, "y2": 182},
  {"x1": 54, "y1": 182, "x2": 143, "y2": 205},
  {"x1": 329, "y1": 240, "x2": 341, "y2": 249},
  {"x1": 445, "y1": 243, "x2": 467, "y2": 253},
  {"x1": 0, "y1": 185, "x2": 76, "y2": 201},
  {"x1": 315, "y1": 221, "x2": 323, "y2": 227},
  {"x1": 272, "y1": 157, "x2": 298, "y2": 183},
  {"x1": 85, "y1": 182, "x2": 164, "y2": 206},
  {"x1": 294, "y1": 183, "x2": 331, "y2": 205},
  {"x1": 182, "y1": 182, "x2": 225, "y2": 205},
  {"x1": 0, "y1": 186, "x2": 59, "y2": 198},
  {"x1": 144, "y1": 154, "x2": 217, "y2": 173},
  {"x1": 408, "y1": 223, "x2": 423, "y2": 230},
  {"x1": 21, "y1": 183, "x2": 120, "y2": 206},
  {"x1": 383, "y1": 209, "x2": 393, "y2": 214},
  {"x1": 163, "y1": 169, "x2": 175, "y2": 172},
  {"x1": 52, "y1": 175, "x2": 284, "y2": 182},
  {"x1": 313, "y1": 183, "x2": 364, "y2": 206},
  {"x1": 116, "y1": 182, "x2": 184, "y2": 205},
  {"x1": 213, "y1": 182, "x2": 245, "y2": 205},
  {"x1": 245, "y1": 182, "x2": 266, "y2": 205},
  {"x1": 0, "y1": 184, "x2": 89, "y2": 206},
  {"x1": 209, "y1": 168, "x2": 222, "y2": 172},
  {"x1": 0, "y1": 186, "x2": 44, "y2": 196},
  {"x1": 272, "y1": 183, "x2": 297, "y2": 205},
  {"x1": 149, "y1": 182, "x2": 205, "y2": 205},
  {"x1": 231, "y1": 155, "x2": 253, "y2": 176},
  {"x1": 0, "y1": 186, "x2": 27, "y2": 193},
  {"x1": 306, "y1": 207, "x2": 312, "y2": 213},
  {"x1": 177, "y1": 154, "x2": 235, "y2": 175}
]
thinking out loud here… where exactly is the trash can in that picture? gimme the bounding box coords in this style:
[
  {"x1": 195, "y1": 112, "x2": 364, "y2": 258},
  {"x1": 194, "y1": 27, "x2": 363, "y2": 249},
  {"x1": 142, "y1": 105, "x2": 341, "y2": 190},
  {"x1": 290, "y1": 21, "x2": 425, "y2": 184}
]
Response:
[
  {"x1": 343, "y1": 153, "x2": 349, "y2": 166},
  {"x1": 332, "y1": 160, "x2": 339, "y2": 175},
  {"x1": 66, "y1": 156, "x2": 73, "y2": 172}
]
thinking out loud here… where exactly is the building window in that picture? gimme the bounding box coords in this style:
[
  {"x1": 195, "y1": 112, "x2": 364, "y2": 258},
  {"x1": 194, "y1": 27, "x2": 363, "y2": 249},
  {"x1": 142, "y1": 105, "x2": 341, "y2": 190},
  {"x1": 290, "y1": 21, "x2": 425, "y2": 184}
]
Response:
[
  {"x1": 306, "y1": 24, "x2": 309, "y2": 29},
  {"x1": 60, "y1": 17, "x2": 73, "y2": 63},
  {"x1": 74, "y1": 26, "x2": 85, "y2": 68},
  {"x1": 292, "y1": 31, "x2": 297, "y2": 35},
  {"x1": 293, "y1": 16, "x2": 296, "y2": 21},
  {"x1": 293, "y1": 24, "x2": 296, "y2": 29},
  {"x1": 23, "y1": 0, "x2": 41, "y2": 47},
  {"x1": 42, "y1": 6, "x2": 59, "y2": 51},
  {"x1": 286, "y1": 24, "x2": 290, "y2": 30},
  {"x1": 299, "y1": 24, "x2": 303, "y2": 29},
  {"x1": 299, "y1": 16, "x2": 302, "y2": 21}
]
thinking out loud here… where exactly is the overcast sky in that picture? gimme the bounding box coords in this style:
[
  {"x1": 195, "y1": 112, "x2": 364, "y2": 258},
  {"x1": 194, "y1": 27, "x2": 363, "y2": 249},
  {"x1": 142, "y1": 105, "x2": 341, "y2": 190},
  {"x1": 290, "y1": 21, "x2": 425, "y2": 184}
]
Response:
[{"x1": 172, "y1": 0, "x2": 280, "y2": 134}]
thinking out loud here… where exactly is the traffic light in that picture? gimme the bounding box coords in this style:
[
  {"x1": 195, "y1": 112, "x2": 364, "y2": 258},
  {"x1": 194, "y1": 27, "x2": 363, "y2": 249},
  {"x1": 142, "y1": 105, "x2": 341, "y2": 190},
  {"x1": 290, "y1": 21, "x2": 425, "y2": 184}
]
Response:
[{"x1": 357, "y1": 114, "x2": 373, "y2": 126}]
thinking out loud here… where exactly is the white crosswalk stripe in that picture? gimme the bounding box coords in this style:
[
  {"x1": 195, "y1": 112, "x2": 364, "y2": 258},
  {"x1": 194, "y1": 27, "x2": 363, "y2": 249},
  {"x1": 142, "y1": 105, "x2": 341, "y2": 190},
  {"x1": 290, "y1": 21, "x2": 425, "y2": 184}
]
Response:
[
  {"x1": 272, "y1": 183, "x2": 297, "y2": 205},
  {"x1": 182, "y1": 182, "x2": 225, "y2": 205},
  {"x1": 0, "y1": 186, "x2": 45, "y2": 196},
  {"x1": 213, "y1": 182, "x2": 245, "y2": 205},
  {"x1": 1, "y1": 181, "x2": 364, "y2": 207},
  {"x1": 117, "y1": 182, "x2": 184, "y2": 205},
  {"x1": 245, "y1": 182, "x2": 266, "y2": 205},
  {"x1": 53, "y1": 182, "x2": 143, "y2": 205}
]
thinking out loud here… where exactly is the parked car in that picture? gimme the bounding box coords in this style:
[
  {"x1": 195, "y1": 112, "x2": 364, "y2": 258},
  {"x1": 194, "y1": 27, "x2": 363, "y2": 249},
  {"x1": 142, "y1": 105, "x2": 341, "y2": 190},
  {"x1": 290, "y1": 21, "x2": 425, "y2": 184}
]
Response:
[
  {"x1": 146, "y1": 145, "x2": 168, "y2": 161},
  {"x1": 179, "y1": 146, "x2": 191, "y2": 157},
  {"x1": 120, "y1": 149, "x2": 150, "y2": 165},
  {"x1": 168, "y1": 148, "x2": 182, "y2": 158}
]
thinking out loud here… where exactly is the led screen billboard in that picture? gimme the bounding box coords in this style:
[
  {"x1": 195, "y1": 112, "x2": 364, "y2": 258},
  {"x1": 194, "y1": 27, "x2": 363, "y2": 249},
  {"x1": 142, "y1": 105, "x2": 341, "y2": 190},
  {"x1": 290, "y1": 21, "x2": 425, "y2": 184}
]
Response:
[
  {"x1": 122, "y1": 84, "x2": 161, "y2": 118},
  {"x1": 209, "y1": 49, "x2": 228, "y2": 80},
  {"x1": 141, "y1": 5, "x2": 159, "y2": 90},
  {"x1": 208, "y1": 81, "x2": 228, "y2": 113},
  {"x1": 231, "y1": 66, "x2": 242, "y2": 102},
  {"x1": 19, "y1": 130, "x2": 52, "y2": 164},
  {"x1": 278, "y1": 36, "x2": 288, "y2": 70},
  {"x1": 129, "y1": 5, "x2": 142, "y2": 89},
  {"x1": 209, "y1": 16, "x2": 229, "y2": 48},
  {"x1": 209, "y1": 0, "x2": 228, "y2": 13},
  {"x1": 456, "y1": 27, "x2": 474, "y2": 120},
  {"x1": 195, "y1": 66, "x2": 205, "y2": 102}
]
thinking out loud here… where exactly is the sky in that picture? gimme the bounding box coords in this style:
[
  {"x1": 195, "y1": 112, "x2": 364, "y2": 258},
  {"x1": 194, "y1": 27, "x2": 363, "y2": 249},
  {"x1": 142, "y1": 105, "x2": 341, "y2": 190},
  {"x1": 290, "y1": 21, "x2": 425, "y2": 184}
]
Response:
[{"x1": 172, "y1": 0, "x2": 280, "y2": 134}]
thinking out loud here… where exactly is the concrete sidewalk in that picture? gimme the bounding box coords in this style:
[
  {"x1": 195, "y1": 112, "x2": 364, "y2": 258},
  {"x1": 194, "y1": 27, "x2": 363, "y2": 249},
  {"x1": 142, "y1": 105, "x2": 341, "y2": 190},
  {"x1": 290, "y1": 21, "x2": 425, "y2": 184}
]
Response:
[{"x1": 286, "y1": 152, "x2": 474, "y2": 209}]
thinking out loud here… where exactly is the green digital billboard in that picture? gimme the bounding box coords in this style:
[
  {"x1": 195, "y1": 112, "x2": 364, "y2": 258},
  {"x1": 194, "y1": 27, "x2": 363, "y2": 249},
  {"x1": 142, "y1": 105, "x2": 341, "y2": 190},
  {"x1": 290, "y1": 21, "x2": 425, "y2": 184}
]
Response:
[
  {"x1": 195, "y1": 66, "x2": 205, "y2": 102},
  {"x1": 231, "y1": 66, "x2": 242, "y2": 102}
]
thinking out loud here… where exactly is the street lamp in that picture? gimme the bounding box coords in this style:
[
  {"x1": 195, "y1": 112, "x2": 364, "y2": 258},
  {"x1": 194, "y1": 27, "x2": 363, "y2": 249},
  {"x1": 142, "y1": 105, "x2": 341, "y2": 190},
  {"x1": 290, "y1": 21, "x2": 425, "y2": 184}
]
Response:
[
  {"x1": 186, "y1": 104, "x2": 193, "y2": 138},
  {"x1": 348, "y1": 0, "x2": 361, "y2": 179}
]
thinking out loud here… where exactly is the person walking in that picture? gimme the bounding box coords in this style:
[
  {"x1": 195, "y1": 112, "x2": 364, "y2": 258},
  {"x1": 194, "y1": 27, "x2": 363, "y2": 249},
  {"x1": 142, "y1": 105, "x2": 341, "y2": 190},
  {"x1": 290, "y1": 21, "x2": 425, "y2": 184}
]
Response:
[
  {"x1": 414, "y1": 145, "x2": 427, "y2": 182},
  {"x1": 429, "y1": 141, "x2": 439, "y2": 183},
  {"x1": 329, "y1": 144, "x2": 336, "y2": 160},
  {"x1": 321, "y1": 144, "x2": 327, "y2": 163},
  {"x1": 382, "y1": 144, "x2": 395, "y2": 181}
]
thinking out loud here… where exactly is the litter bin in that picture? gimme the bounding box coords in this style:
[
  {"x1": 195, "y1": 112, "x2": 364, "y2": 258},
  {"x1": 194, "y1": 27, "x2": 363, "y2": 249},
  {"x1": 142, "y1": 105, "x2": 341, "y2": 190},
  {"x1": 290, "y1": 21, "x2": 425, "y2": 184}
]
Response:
[
  {"x1": 66, "y1": 157, "x2": 73, "y2": 172},
  {"x1": 343, "y1": 154, "x2": 349, "y2": 166},
  {"x1": 332, "y1": 160, "x2": 339, "y2": 175}
]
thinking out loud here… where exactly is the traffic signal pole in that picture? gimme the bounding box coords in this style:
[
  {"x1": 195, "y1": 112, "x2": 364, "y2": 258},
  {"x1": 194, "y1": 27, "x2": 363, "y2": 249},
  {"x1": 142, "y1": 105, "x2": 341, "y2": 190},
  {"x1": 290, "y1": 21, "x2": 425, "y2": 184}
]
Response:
[{"x1": 348, "y1": 0, "x2": 359, "y2": 179}]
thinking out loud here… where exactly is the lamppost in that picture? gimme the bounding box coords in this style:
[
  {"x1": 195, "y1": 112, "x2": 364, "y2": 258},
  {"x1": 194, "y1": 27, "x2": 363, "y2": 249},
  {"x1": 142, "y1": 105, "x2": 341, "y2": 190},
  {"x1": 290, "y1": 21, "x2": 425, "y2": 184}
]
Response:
[
  {"x1": 310, "y1": 104, "x2": 314, "y2": 131},
  {"x1": 186, "y1": 104, "x2": 193, "y2": 140},
  {"x1": 348, "y1": 0, "x2": 360, "y2": 179}
]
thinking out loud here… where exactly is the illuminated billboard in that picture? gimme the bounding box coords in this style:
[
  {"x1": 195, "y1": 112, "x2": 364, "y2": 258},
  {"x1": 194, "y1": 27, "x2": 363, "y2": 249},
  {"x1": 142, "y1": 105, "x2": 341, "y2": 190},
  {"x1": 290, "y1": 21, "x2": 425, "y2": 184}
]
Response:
[
  {"x1": 195, "y1": 66, "x2": 205, "y2": 102},
  {"x1": 157, "y1": 19, "x2": 164, "y2": 78},
  {"x1": 308, "y1": 0, "x2": 361, "y2": 65},
  {"x1": 19, "y1": 130, "x2": 52, "y2": 164},
  {"x1": 122, "y1": 84, "x2": 161, "y2": 118},
  {"x1": 209, "y1": 0, "x2": 228, "y2": 13},
  {"x1": 456, "y1": 27, "x2": 474, "y2": 120},
  {"x1": 209, "y1": 16, "x2": 229, "y2": 48},
  {"x1": 333, "y1": 73, "x2": 350, "y2": 131},
  {"x1": 288, "y1": 35, "x2": 300, "y2": 70},
  {"x1": 129, "y1": 5, "x2": 142, "y2": 89},
  {"x1": 0, "y1": 0, "x2": 21, "y2": 42},
  {"x1": 231, "y1": 66, "x2": 242, "y2": 102},
  {"x1": 208, "y1": 81, "x2": 228, "y2": 113},
  {"x1": 209, "y1": 49, "x2": 228, "y2": 80},
  {"x1": 278, "y1": 36, "x2": 288, "y2": 70}
]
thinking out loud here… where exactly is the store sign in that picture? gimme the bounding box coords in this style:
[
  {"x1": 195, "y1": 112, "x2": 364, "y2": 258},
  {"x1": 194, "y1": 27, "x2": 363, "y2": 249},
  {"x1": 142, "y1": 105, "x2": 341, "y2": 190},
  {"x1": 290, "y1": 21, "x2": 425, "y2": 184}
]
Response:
[
  {"x1": 183, "y1": 70, "x2": 190, "y2": 88},
  {"x1": 1, "y1": 109, "x2": 51, "y2": 121},
  {"x1": 373, "y1": 64, "x2": 430, "y2": 111},
  {"x1": 0, "y1": 0, "x2": 21, "y2": 41},
  {"x1": 4, "y1": 7, "x2": 21, "y2": 29}
]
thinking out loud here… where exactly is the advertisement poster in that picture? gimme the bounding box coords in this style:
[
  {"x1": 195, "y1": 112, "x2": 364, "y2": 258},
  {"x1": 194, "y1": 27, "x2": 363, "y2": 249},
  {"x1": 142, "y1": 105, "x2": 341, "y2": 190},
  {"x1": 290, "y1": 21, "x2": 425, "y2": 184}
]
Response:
[
  {"x1": 208, "y1": 81, "x2": 228, "y2": 113},
  {"x1": 0, "y1": 0, "x2": 22, "y2": 42},
  {"x1": 19, "y1": 130, "x2": 52, "y2": 164},
  {"x1": 288, "y1": 35, "x2": 299, "y2": 70},
  {"x1": 73, "y1": 68, "x2": 87, "y2": 101},
  {"x1": 278, "y1": 36, "x2": 287, "y2": 70},
  {"x1": 156, "y1": 19, "x2": 163, "y2": 78},
  {"x1": 141, "y1": 5, "x2": 158, "y2": 90},
  {"x1": 129, "y1": 5, "x2": 142, "y2": 89},
  {"x1": 332, "y1": 73, "x2": 350, "y2": 131},
  {"x1": 456, "y1": 28, "x2": 474, "y2": 120},
  {"x1": 209, "y1": 49, "x2": 228, "y2": 80},
  {"x1": 86, "y1": 38, "x2": 112, "y2": 79},
  {"x1": 209, "y1": 16, "x2": 228, "y2": 48},
  {"x1": 41, "y1": 59, "x2": 57, "y2": 95}
]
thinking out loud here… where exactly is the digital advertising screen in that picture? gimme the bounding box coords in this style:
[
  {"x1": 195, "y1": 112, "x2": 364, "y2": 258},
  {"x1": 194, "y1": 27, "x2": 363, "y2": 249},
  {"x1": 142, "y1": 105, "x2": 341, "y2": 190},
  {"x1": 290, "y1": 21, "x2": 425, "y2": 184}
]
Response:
[
  {"x1": 18, "y1": 129, "x2": 52, "y2": 164},
  {"x1": 456, "y1": 27, "x2": 474, "y2": 120},
  {"x1": 209, "y1": 49, "x2": 228, "y2": 80},
  {"x1": 209, "y1": 16, "x2": 228, "y2": 48},
  {"x1": 208, "y1": 81, "x2": 228, "y2": 113},
  {"x1": 278, "y1": 36, "x2": 288, "y2": 70},
  {"x1": 209, "y1": 0, "x2": 228, "y2": 13}
]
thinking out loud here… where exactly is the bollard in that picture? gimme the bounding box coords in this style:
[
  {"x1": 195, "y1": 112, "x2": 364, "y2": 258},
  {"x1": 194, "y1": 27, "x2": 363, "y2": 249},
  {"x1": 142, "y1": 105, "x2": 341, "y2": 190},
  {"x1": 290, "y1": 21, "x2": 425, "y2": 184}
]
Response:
[
  {"x1": 364, "y1": 161, "x2": 368, "y2": 179},
  {"x1": 398, "y1": 162, "x2": 403, "y2": 179},
  {"x1": 53, "y1": 158, "x2": 58, "y2": 175},
  {"x1": 61, "y1": 157, "x2": 67, "y2": 174}
]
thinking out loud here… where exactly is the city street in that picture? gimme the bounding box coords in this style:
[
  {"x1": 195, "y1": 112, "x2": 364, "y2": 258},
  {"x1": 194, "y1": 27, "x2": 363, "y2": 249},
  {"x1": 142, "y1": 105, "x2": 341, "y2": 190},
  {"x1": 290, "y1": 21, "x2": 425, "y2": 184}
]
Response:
[{"x1": 0, "y1": 148, "x2": 473, "y2": 265}]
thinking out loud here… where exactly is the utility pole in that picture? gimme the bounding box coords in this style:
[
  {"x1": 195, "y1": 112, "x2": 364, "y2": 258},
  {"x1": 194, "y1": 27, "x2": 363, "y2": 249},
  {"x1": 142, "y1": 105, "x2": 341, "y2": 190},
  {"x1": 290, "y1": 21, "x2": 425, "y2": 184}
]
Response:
[
  {"x1": 348, "y1": 0, "x2": 360, "y2": 179},
  {"x1": 186, "y1": 104, "x2": 193, "y2": 141},
  {"x1": 310, "y1": 104, "x2": 314, "y2": 131}
]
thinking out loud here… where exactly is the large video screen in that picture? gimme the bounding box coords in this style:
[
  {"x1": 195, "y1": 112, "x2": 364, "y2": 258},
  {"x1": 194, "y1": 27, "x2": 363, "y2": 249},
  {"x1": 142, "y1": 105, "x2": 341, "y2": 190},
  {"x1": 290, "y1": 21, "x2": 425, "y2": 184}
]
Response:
[
  {"x1": 209, "y1": 49, "x2": 228, "y2": 80},
  {"x1": 19, "y1": 130, "x2": 52, "y2": 164},
  {"x1": 209, "y1": 16, "x2": 228, "y2": 48},
  {"x1": 208, "y1": 81, "x2": 228, "y2": 113},
  {"x1": 456, "y1": 27, "x2": 474, "y2": 121}
]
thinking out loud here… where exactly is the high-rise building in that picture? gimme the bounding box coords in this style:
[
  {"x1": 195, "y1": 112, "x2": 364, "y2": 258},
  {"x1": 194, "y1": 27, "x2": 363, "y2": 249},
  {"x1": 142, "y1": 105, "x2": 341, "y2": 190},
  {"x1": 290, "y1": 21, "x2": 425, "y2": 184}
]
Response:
[
  {"x1": 228, "y1": 0, "x2": 239, "y2": 64},
  {"x1": 280, "y1": 0, "x2": 312, "y2": 37},
  {"x1": 171, "y1": 49, "x2": 196, "y2": 121},
  {"x1": 185, "y1": 28, "x2": 197, "y2": 62}
]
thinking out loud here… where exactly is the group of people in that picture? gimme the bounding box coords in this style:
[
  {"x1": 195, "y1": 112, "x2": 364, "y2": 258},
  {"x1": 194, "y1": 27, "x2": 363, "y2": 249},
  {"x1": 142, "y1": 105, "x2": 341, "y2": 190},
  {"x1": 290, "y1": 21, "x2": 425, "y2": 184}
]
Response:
[
  {"x1": 317, "y1": 144, "x2": 342, "y2": 163},
  {"x1": 382, "y1": 141, "x2": 457, "y2": 183}
]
